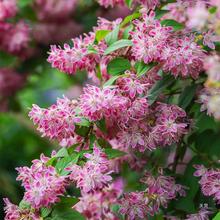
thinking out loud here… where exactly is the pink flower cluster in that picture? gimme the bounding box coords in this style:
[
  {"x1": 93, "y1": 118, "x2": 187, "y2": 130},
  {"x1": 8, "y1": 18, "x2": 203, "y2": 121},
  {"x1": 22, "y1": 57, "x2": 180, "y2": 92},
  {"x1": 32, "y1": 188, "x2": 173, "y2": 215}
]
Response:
[
  {"x1": 0, "y1": 0, "x2": 30, "y2": 57},
  {"x1": 68, "y1": 146, "x2": 123, "y2": 219},
  {"x1": 97, "y1": 0, "x2": 160, "y2": 9},
  {"x1": 29, "y1": 96, "x2": 83, "y2": 147},
  {"x1": 131, "y1": 11, "x2": 205, "y2": 79},
  {"x1": 16, "y1": 154, "x2": 67, "y2": 209},
  {"x1": 4, "y1": 198, "x2": 40, "y2": 220},
  {"x1": 119, "y1": 171, "x2": 186, "y2": 219},
  {"x1": 185, "y1": 204, "x2": 212, "y2": 220},
  {"x1": 34, "y1": 0, "x2": 77, "y2": 21},
  {"x1": 0, "y1": 0, "x2": 17, "y2": 21},
  {"x1": 194, "y1": 165, "x2": 220, "y2": 204},
  {"x1": 47, "y1": 34, "x2": 99, "y2": 76},
  {"x1": 79, "y1": 85, "x2": 128, "y2": 121},
  {"x1": 68, "y1": 146, "x2": 113, "y2": 193}
]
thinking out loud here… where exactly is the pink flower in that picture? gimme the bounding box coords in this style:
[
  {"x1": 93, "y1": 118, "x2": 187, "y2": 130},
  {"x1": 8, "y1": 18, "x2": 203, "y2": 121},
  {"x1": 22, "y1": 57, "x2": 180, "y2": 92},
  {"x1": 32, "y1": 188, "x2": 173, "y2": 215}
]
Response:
[
  {"x1": 4, "y1": 198, "x2": 21, "y2": 220},
  {"x1": 74, "y1": 179, "x2": 123, "y2": 220},
  {"x1": 204, "y1": 55, "x2": 220, "y2": 81},
  {"x1": 152, "y1": 103, "x2": 188, "y2": 146},
  {"x1": 47, "y1": 35, "x2": 98, "y2": 75},
  {"x1": 4, "y1": 198, "x2": 40, "y2": 220},
  {"x1": 68, "y1": 146, "x2": 113, "y2": 193},
  {"x1": 0, "y1": 68, "x2": 24, "y2": 97},
  {"x1": 34, "y1": 0, "x2": 77, "y2": 21},
  {"x1": 119, "y1": 171, "x2": 186, "y2": 219},
  {"x1": 194, "y1": 166, "x2": 220, "y2": 204},
  {"x1": 97, "y1": 0, "x2": 124, "y2": 8},
  {"x1": 203, "y1": 31, "x2": 220, "y2": 50},
  {"x1": 1, "y1": 21, "x2": 30, "y2": 55},
  {"x1": 161, "y1": 36, "x2": 205, "y2": 79},
  {"x1": 131, "y1": 13, "x2": 173, "y2": 64},
  {"x1": 16, "y1": 154, "x2": 67, "y2": 209},
  {"x1": 117, "y1": 73, "x2": 147, "y2": 99},
  {"x1": 0, "y1": 0, "x2": 17, "y2": 21},
  {"x1": 119, "y1": 192, "x2": 147, "y2": 220},
  {"x1": 186, "y1": 204, "x2": 212, "y2": 220},
  {"x1": 136, "y1": 0, "x2": 160, "y2": 9},
  {"x1": 29, "y1": 96, "x2": 82, "y2": 147},
  {"x1": 79, "y1": 85, "x2": 128, "y2": 121},
  {"x1": 186, "y1": 1, "x2": 209, "y2": 30}
]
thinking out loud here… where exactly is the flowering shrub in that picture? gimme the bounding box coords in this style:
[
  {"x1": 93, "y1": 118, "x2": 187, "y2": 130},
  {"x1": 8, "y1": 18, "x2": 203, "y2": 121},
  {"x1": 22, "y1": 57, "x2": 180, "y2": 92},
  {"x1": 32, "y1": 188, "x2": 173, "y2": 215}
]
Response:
[{"x1": 3, "y1": 0, "x2": 220, "y2": 220}]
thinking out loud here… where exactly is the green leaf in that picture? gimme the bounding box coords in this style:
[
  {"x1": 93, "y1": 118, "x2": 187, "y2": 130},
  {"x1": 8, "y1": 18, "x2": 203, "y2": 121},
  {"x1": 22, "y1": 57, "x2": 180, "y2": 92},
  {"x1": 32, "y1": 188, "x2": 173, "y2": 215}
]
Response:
[
  {"x1": 135, "y1": 62, "x2": 156, "y2": 77},
  {"x1": 123, "y1": 24, "x2": 133, "y2": 39},
  {"x1": 178, "y1": 84, "x2": 197, "y2": 109},
  {"x1": 105, "y1": 25, "x2": 120, "y2": 46},
  {"x1": 52, "y1": 197, "x2": 84, "y2": 220},
  {"x1": 87, "y1": 45, "x2": 98, "y2": 54},
  {"x1": 125, "y1": 0, "x2": 133, "y2": 8},
  {"x1": 56, "y1": 154, "x2": 79, "y2": 175},
  {"x1": 75, "y1": 125, "x2": 91, "y2": 137},
  {"x1": 41, "y1": 207, "x2": 52, "y2": 218},
  {"x1": 95, "y1": 30, "x2": 110, "y2": 42},
  {"x1": 0, "y1": 51, "x2": 17, "y2": 67},
  {"x1": 105, "y1": 148, "x2": 126, "y2": 159},
  {"x1": 55, "y1": 148, "x2": 69, "y2": 158},
  {"x1": 121, "y1": 12, "x2": 141, "y2": 27},
  {"x1": 75, "y1": 118, "x2": 91, "y2": 127},
  {"x1": 107, "y1": 57, "x2": 131, "y2": 76},
  {"x1": 161, "y1": 19, "x2": 184, "y2": 31},
  {"x1": 19, "y1": 200, "x2": 31, "y2": 209},
  {"x1": 148, "y1": 74, "x2": 175, "y2": 105},
  {"x1": 209, "y1": 6, "x2": 217, "y2": 14},
  {"x1": 213, "y1": 212, "x2": 220, "y2": 220},
  {"x1": 155, "y1": 9, "x2": 169, "y2": 19},
  {"x1": 18, "y1": 0, "x2": 33, "y2": 8},
  {"x1": 104, "y1": 39, "x2": 133, "y2": 55},
  {"x1": 95, "y1": 118, "x2": 107, "y2": 133},
  {"x1": 103, "y1": 74, "x2": 126, "y2": 87}
]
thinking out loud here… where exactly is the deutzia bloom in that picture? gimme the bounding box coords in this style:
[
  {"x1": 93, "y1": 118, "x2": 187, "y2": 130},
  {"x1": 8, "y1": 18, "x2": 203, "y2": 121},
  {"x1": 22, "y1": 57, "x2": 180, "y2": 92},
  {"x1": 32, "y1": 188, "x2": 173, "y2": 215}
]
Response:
[
  {"x1": 194, "y1": 165, "x2": 220, "y2": 204},
  {"x1": 29, "y1": 96, "x2": 82, "y2": 147},
  {"x1": 16, "y1": 154, "x2": 67, "y2": 209}
]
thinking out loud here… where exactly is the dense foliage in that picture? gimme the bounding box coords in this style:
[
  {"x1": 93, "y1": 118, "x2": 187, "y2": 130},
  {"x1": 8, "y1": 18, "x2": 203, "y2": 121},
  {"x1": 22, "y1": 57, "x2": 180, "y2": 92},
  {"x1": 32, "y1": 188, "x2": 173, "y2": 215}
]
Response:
[{"x1": 1, "y1": 0, "x2": 220, "y2": 219}]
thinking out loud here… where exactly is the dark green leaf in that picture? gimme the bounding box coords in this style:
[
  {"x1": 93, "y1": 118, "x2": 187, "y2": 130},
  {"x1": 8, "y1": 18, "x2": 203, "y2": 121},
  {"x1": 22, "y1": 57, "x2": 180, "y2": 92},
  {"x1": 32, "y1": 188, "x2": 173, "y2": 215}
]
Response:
[
  {"x1": 0, "y1": 51, "x2": 17, "y2": 67},
  {"x1": 178, "y1": 84, "x2": 197, "y2": 109},
  {"x1": 95, "y1": 118, "x2": 107, "y2": 133},
  {"x1": 161, "y1": 19, "x2": 184, "y2": 31},
  {"x1": 107, "y1": 57, "x2": 131, "y2": 76},
  {"x1": 104, "y1": 39, "x2": 133, "y2": 55},
  {"x1": 135, "y1": 62, "x2": 156, "y2": 77},
  {"x1": 75, "y1": 125, "x2": 90, "y2": 137},
  {"x1": 52, "y1": 197, "x2": 84, "y2": 220},
  {"x1": 148, "y1": 74, "x2": 175, "y2": 105},
  {"x1": 105, "y1": 25, "x2": 120, "y2": 46}
]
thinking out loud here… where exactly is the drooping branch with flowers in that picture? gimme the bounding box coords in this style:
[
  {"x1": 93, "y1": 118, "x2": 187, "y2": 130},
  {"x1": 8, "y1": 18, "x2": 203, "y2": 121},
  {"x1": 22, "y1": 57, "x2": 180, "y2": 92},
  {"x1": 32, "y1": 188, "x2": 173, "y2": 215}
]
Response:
[{"x1": 3, "y1": 0, "x2": 220, "y2": 220}]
